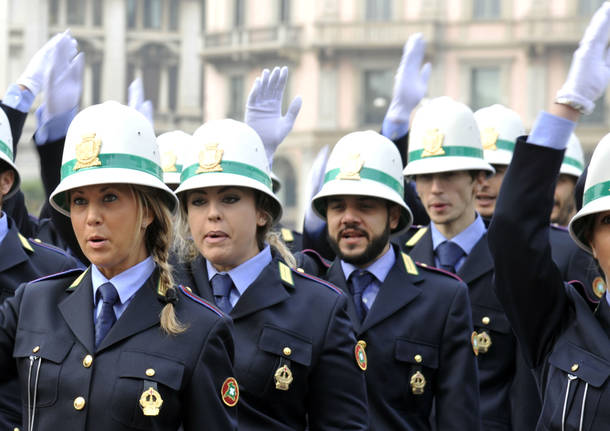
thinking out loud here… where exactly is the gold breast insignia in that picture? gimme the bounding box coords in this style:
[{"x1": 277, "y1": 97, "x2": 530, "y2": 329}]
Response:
[
  {"x1": 139, "y1": 386, "x2": 163, "y2": 416},
  {"x1": 274, "y1": 364, "x2": 294, "y2": 391}
]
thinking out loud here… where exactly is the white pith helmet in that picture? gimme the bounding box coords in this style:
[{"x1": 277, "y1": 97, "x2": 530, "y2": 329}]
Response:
[
  {"x1": 157, "y1": 130, "x2": 193, "y2": 186},
  {"x1": 404, "y1": 96, "x2": 495, "y2": 176},
  {"x1": 474, "y1": 104, "x2": 526, "y2": 167},
  {"x1": 175, "y1": 119, "x2": 282, "y2": 222},
  {"x1": 569, "y1": 132, "x2": 610, "y2": 254},
  {"x1": 0, "y1": 108, "x2": 20, "y2": 199},
  {"x1": 560, "y1": 133, "x2": 585, "y2": 178},
  {"x1": 271, "y1": 171, "x2": 281, "y2": 193},
  {"x1": 312, "y1": 130, "x2": 413, "y2": 234},
  {"x1": 50, "y1": 101, "x2": 178, "y2": 216}
]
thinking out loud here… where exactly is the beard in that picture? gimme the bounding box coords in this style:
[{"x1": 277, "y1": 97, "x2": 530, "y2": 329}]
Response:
[{"x1": 327, "y1": 222, "x2": 391, "y2": 267}]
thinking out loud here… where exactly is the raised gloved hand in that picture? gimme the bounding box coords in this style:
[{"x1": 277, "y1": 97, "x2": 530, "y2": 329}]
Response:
[
  {"x1": 556, "y1": 2, "x2": 610, "y2": 115},
  {"x1": 245, "y1": 66, "x2": 302, "y2": 169},
  {"x1": 385, "y1": 33, "x2": 431, "y2": 125},
  {"x1": 303, "y1": 145, "x2": 330, "y2": 235},
  {"x1": 128, "y1": 78, "x2": 154, "y2": 125},
  {"x1": 17, "y1": 31, "x2": 71, "y2": 96}
]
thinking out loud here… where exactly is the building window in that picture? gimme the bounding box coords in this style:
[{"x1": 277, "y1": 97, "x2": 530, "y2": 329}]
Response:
[
  {"x1": 234, "y1": 0, "x2": 244, "y2": 28},
  {"x1": 93, "y1": 0, "x2": 103, "y2": 26},
  {"x1": 169, "y1": 0, "x2": 179, "y2": 30},
  {"x1": 473, "y1": 0, "x2": 501, "y2": 19},
  {"x1": 49, "y1": 0, "x2": 59, "y2": 26},
  {"x1": 365, "y1": 0, "x2": 391, "y2": 21},
  {"x1": 66, "y1": 0, "x2": 85, "y2": 25},
  {"x1": 228, "y1": 75, "x2": 244, "y2": 120},
  {"x1": 470, "y1": 67, "x2": 500, "y2": 111},
  {"x1": 273, "y1": 156, "x2": 297, "y2": 207},
  {"x1": 579, "y1": 0, "x2": 605, "y2": 16},
  {"x1": 143, "y1": 0, "x2": 162, "y2": 29},
  {"x1": 127, "y1": 0, "x2": 137, "y2": 28},
  {"x1": 363, "y1": 69, "x2": 393, "y2": 125},
  {"x1": 279, "y1": 0, "x2": 290, "y2": 23},
  {"x1": 169, "y1": 65, "x2": 178, "y2": 111}
]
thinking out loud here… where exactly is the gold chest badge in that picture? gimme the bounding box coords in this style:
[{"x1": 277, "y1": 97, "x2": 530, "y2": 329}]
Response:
[
  {"x1": 139, "y1": 386, "x2": 163, "y2": 416},
  {"x1": 161, "y1": 151, "x2": 178, "y2": 172},
  {"x1": 274, "y1": 364, "x2": 294, "y2": 391},
  {"x1": 337, "y1": 153, "x2": 364, "y2": 180},
  {"x1": 196, "y1": 143, "x2": 223, "y2": 173},
  {"x1": 410, "y1": 370, "x2": 426, "y2": 395},
  {"x1": 74, "y1": 133, "x2": 102, "y2": 171},
  {"x1": 481, "y1": 128, "x2": 500, "y2": 151},
  {"x1": 421, "y1": 128, "x2": 445, "y2": 157},
  {"x1": 476, "y1": 331, "x2": 492, "y2": 354}
]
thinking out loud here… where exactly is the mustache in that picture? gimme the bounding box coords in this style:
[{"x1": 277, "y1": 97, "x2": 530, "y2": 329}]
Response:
[{"x1": 338, "y1": 224, "x2": 369, "y2": 239}]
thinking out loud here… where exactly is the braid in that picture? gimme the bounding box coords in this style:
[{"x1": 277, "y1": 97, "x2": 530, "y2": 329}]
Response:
[{"x1": 266, "y1": 230, "x2": 296, "y2": 269}]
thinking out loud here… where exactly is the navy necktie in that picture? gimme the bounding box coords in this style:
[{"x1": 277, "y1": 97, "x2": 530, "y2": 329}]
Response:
[
  {"x1": 436, "y1": 241, "x2": 464, "y2": 274},
  {"x1": 349, "y1": 271, "x2": 374, "y2": 322},
  {"x1": 211, "y1": 273, "x2": 234, "y2": 315},
  {"x1": 95, "y1": 282, "x2": 119, "y2": 348}
]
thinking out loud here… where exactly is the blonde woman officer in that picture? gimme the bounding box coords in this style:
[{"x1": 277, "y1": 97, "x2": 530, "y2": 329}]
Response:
[
  {"x1": 174, "y1": 119, "x2": 369, "y2": 430},
  {"x1": 0, "y1": 102, "x2": 237, "y2": 430}
]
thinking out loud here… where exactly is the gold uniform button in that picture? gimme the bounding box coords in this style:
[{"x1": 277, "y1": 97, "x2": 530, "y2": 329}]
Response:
[
  {"x1": 14, "y1": 427, "x2": 20, "y2": 431},
  {"x1": 184, "y1": 286, "x2": 192, "y2": 293},
  {"x1": 482, "y1": 316, "x2": 490, "y2": 325},
  {"x1": 32, "y1": 346, "x2": 40, "y2": 353},
  {"x1": 82, "y1": 355, "x2": 93, "y2": 368},
  {"x1": 571, "y1": 363, "x2": 579, "y2": 372},
  {"x1": 146, "y1": 368, "x2": 156, "y2": 377},
  {"x1": 414, "y1": 354, "x2": 423, "y2": 363},
  {"x1": 73, "y1": 396, "x2": 86, "y2": 410},
  {"x1": 283, "y1": 347, "x2": 292, "y2": 356}
]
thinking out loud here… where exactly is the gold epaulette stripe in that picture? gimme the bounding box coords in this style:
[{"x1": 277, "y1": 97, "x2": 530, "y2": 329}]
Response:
[
  {"x1": 69, "y1": 269, "x2": 88, "y2": 289},
  {"x1": 401, "y1": 253, "x2": 419, "y2": 275},
  {"x1": 281, "y1": 228, "x2": 294, "y2": 242},
  {"x1": 18, "y1": 233, "x2": 34, "y2": 252},
  {"x1": 279, "y1": 262, "x2": 294, "y2": 286},
  {"x1": 406, "y1": 227, "x2": 428, "y2": 247}
]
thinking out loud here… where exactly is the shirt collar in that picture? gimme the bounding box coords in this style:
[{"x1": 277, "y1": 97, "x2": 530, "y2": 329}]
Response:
[
  {"x1": 340, "y1": 244, "x2": 396, "y2": 283},
  {"x1": 91, "y1": 256, "x2": 155, "y2": 306},
  {"x1": 207, "y1": 245, "x2": 272, "y2": 297},
  {"x1": 0, "y1": 212, "x2": 8, "y2": 245},
  {"x1": 430, "y1": 213, "x2": 486, "y2": 255}
]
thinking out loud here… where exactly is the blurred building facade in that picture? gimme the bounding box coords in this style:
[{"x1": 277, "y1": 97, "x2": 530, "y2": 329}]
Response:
[{"x1": 0, "y1": 0, "x2": 607, "y2": 228}]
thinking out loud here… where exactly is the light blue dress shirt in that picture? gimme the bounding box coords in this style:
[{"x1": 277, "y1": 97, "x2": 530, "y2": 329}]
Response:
[
  {"x1": 340, "y1": 245, "x2": 396, "y2": 311},
  {"x1": 430, "y1": 214, "x2": 487, "y2": 272},
  {"x1": 91, "y1": 256, "x2": 155, "y2": 322},
  {"x1": 207, "y1": 245, "x2": 272, "y2": 307},
  {"x1": 0, "y1": 211, "x2": 8, "y2": 245}
]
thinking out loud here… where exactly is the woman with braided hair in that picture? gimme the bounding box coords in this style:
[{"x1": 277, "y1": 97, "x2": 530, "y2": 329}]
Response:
[{"x1": 0, "y1": 101, "x2": 237, "y2": 430}]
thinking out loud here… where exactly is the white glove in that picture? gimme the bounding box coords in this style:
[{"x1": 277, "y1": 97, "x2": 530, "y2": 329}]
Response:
[
  {"x1": 42, "y1": 33, "x2": 83, "y2": 123},
  {"x1": 128, "y1": 78, "x2": 154, "y2": 125},
  {"x1": 385, "y1": 33, "x2": 431, "y2": 124},
  {"x1": 17, "y1": 31, "x2": 70, "y2": 96},
  {"x1": 303, "y1": 145, "x2": 330, "y2": 234},
  {"x1": 245, "y1": 66, "x2": 302, "y2": 169},
  {"x1": 556, "y1": 2, "x2": 610, "y2": 115}
]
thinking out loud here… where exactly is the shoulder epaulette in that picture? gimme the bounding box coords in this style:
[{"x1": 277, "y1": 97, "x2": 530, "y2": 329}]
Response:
[
  {"x1": 18, "y1": 233, "x2": 34, "y2": 252},
  {"x1": 550, "y1": 223, "x2": 569, "y2": 232},
  {"x1": 279, "y1": 261, "x2": 294, "y2": 286},
  {"x1": 405, "y1": 226, "x2": 428, "y2": 248},
  {"x1": 178, "y1": 285, "x2": 224, "y2": 317},
  {"x1": 400, "y1": 252, "x2": 419, "y2": 275},
  {"x1": 31, "y1": 268, "x2": 84, "y2": 285},
  {"x1": 281, "y1": 228, "x2": 294, "y2": 242},
  {"x1": 415, "y1": 262, "x2": 463, "y2": 282},
  {"x1": 291, "y1": 269, "x2": 342, "y2": 295},
  {"x1": 26, "y1": 235, "x2": 72, "y2": 257},
  {"x1": 300, "y1": 249, "x2": 331, "y2": 269},
  {"x1": 67, "y1": 268, "x2": 89, "y2": 289}
]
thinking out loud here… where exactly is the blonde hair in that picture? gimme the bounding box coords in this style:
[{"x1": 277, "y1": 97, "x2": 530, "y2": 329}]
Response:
[
  {"x1": 176, "y1": 188, "x2": 296, "y2": 268},
  {"x1": 133, "y1": 185, "x2": 187, "y2": 335}
]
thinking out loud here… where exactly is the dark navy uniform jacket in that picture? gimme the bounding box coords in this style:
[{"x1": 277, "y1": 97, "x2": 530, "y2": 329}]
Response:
[
  {"x1": 174, "y1": 253, "x2": 369, "y2": 431},
  {"x1": 324, "y1": 245, "x2": 480, "y2": 430},
  {"x1": 489, "y1": 139, "x2": 610, "y2": 431},
  {"x1": 397, "y1": 227, "x2": 515, "y2": 431},
  {"x1": 0, "y1": 268, "x2": 237, "y2": 430},
  {"x1": 0, "y1": 216, "x2": 81, "y2": 429}
]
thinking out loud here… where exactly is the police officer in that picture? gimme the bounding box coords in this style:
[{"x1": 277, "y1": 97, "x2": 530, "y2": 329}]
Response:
[
  {"x1": 488, "y1": 3, "x2": 610, "y2": 429},
  {"x1": 310, "y1": 130, "x2": 480, "y2": 430},
  {"x1": 0, "y1": 101, "x2": 237, "y2": 430},
  {"x1": 173, "y1": 118, "x2": 369, "y2": 430},
  {"x1": 552, "y1": 133, "x2": 585, "y2": 226}
]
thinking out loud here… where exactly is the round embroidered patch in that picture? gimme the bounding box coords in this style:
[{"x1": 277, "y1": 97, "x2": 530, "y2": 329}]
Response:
[
  {"x1": 221, "y1": 377, "x2": 239, "y2": 407},
  {"x1": 592, "y1": 276, "x2": 606, "y2": 299},
  {"x1": 355, "y1": 340, "x2": 368, "y2": 371}
]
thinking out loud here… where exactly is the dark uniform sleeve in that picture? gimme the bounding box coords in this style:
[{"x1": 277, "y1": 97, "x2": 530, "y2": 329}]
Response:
[
  {"x1": 488, "y1": 138, "x2": 570, "y2": 368},
  {"x1": 435, "y1": 283, "x2": 481, "y2": 430},
  {"x1": 0, "y1": 284, "x2": 23, "y2": 381},
  {"x1": 307, "y1": 294, "x2": 369, "y2": 431},
  {"x1": 182, "y1": 316, "x2": 238, "y2": 431}
]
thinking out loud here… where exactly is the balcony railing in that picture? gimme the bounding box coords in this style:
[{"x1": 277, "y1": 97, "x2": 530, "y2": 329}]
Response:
[{"x1": 202, "y1": 25, "x2": 302, "y2": 58}]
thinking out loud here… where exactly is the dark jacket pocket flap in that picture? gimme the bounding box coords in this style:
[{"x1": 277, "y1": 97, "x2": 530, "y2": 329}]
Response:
[
  {"x1": 472, "y1": 306, "x2": 511, "y2": 334},
  {"x1": 13, "y1": 332, "x2": 73, "y2": 363},
  {"x1": 395, "y1": 338, "x2": 439, "y2": 369},
  {"x1": 118, "y1": 351, "x2": 185, "y2": 391},
  {"x1": 258, "y1": 325, "x2": 313, "y2": 366},
  {"x1": 549, "y1": 342, "x2": 610, "y2": 388}
]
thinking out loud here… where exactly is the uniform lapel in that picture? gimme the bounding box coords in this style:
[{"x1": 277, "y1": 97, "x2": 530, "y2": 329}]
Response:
[
  {"x1": 230, "y1": 259, "x2": 292, "y2": 320},
  {"x1": 408, "y1": 228, "x2": 435, "y2": 266},
  {"x1": 594, "y1": 297, "x2": 610, "y2": 342},
  {"x1": 457, "y1": 234, "x2": 493, "y2": 284},
  {"x1": 0, "y1": 221, "x2": 29, "y2": 272},
  {"x1": 58, "y1": 268, "x2": 96, "y2": 353},
  {"x1": 326, "y1": 260, "x2": 362, "y2": 331},
  {"x1": 96, "y1": 273, "x2": 163, "y2": 352}
]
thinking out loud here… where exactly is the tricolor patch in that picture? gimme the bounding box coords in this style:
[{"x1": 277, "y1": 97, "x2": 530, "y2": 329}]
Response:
[
  {"x1": 355, "y1": 340, "x2": 368, "y2": 371},
  {"x1": 221, "y1": 377, "x2": 239, "y2": 407}
]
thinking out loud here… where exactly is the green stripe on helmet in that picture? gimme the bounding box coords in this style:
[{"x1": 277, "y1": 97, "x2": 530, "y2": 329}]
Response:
[
  {"x1": 61, "y1": 153, "x2": 163, "y2": 180},
  {"x1": 0, "y1": 139, "x2": 13, "y2": 161},
  {"x1": 181, "y1": 160, "x2": 272, "y2": 189},
  {"x1": 493, "y1": 139, "x2": 515, "y2": 152},
  {"x1": 323, "y1": 166, "x2": 404, "y2": 196},
  {"x1": 409, "y1": 145, "x2": 484, "y2": 162},
  {"x1": 583, "y1": 180, "x2": 610, "y2": 207},
  {"x1": 563, "y1": 156, "x2": 584, "y2": 171}
]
